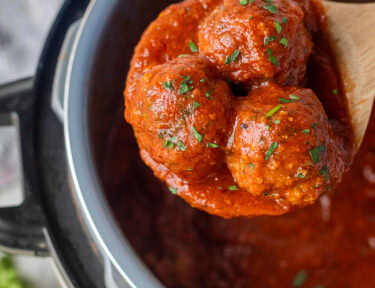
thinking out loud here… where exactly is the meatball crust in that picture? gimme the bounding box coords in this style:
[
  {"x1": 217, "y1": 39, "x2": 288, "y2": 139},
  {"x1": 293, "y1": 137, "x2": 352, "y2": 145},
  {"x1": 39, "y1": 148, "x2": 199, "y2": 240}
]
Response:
[
  {"x1": 125, "y1": 56, "x2": 232, "y2": 182},
  {"x1": 198, "y1": 0, "x2": 313, "y2": 85},
  {"x1": 226, "y1": 82, "x2": 342, "y2": 206}
]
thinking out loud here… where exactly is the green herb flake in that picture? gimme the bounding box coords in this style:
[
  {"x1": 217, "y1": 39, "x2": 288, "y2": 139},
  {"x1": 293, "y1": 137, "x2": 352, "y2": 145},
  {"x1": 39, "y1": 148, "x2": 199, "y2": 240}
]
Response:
[
  {"x1": 225, "y1": 49, "x2": 241, "y2": 64},
  {"x1": 247, "y1": 163, "x2": 254, "y2": 169},
  {"x1": 188, "y1": 41, "x2": 198, "y2": 53},
  {"x1": 311, "y1": 123, "x2": 317, "y2": 130},
  {"x1": 265, "y1": 141, "x2": 278, "y2": 161},
  {"x1": 239, "y1": 0, "x2": 249, "y2": 5},
  {"x1": 332, "y1": 88, "x2": 338, "y2": 95},
  {"x1": 178, "y1": 54, "x2": 189, "y2": 58},
  {"x1": 265, "y1": 124, "x2": 271, "y2": 130},
  {"x1": 269, "y1": 55, "x2": 279, "y2": 66},
  {"x1": 205, "y1": 90, "x2": 213, "y2": 100},
  {"x1": 289, "y1": 94, "x2": 300, "y2": 100},
  {"x1": 186, "y1": 168, "x2": 193, "y2": 171},
  {"x1": 163, "y1": 80, "x2": 175, "y2": 90},
  {"x1": 296, "y1": 173, "x2": 305, "y2": 178},
  {"x1": 228, "y1": 185, "x2": 239, "y2": 191},
  {"x1": 274, "y1": 119, "x2": 280, "y2": 124},
  {"x1": 207, "y1": 143, "x2": 220, "y2": 148},
  {"x1": 158, "y1": 133, "x2": 164, "y2": 139},
  {"x1": 177, "y1": 141, "x2": 187, "y2": 151},
  {"x1": 275, "y1": 21, "x2": 282, "y2": 33},
  {"x1": 164, "y1": 138, "x2": 175, "y2": 149},
  {"x1": 193, "y1": 101, "x2": 200, "y2": 110},
  {"x1": 282, "y1": 17, "x2": 288, "y2": 24},
  {"x1": 169, "y1": 187, "x2": 178, "y2": 194},
  {"x1": 249, "y1": 16, "x2": 253, "y2": 20},
  {"x1": 309, "y1": 145, "x2": 325, "y2": 164},
  {"x1": 266, "y1": 104, "x2": 282, "y2": 118},
  {"x1": 279, "y1": 37, "x2": 288, "y2": 47},
  {"x1": 179, "y1": 76, "x2": 193, "y2": 95},
  {"x1": 267, "y1": 48, "x2": 273, "y2": 56},
  {"x1": 264, "y1": 35, "x2": 277, "y2": 45},
  {"x1": 264, "y1": 192, "x2": 269, "y2": 196},
  {"x1": 320, "y1": 166, "x2": 329, "y2": 181},
  {"x1": 278, "y1": 98, "x2": 294, "y2": 103},
  {"x1": 302, "y1": 129, "x2": 310, "y2": 135},
  {"x1": 263, "y1": 4, "x2": 278, "y2": 13},
  {"x1": 293, "y1": 270, "x2": 307, "y2": 287},
  {"x1": 192, "y1": 126, "x2": 203, "y2": 143},
  {"x1": 200, "y1": 79, "x2": 207, "y2": 83}
]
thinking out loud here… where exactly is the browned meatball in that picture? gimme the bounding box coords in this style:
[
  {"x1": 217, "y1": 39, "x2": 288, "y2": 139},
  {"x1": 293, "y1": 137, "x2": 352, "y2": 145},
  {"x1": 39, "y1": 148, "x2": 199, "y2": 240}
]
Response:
[
  {"x1": 198, "y1": 0, "x2": 312, "y2": 85},
  {"x1": 125, "y1": 56, "x2": 232, "y2": 182},
  {"x1": 226, "y1": 82, "x2": 345, "y2": 206}
]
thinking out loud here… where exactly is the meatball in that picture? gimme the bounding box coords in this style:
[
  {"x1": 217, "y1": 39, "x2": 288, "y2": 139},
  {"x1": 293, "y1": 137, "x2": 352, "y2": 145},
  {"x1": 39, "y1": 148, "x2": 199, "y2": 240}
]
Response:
[
  {"x1": 226, "y1": 82, "x2": 343, "y2": 206},
  {"x1": 198, "y1": 0, "x2": 313, "y2": 85},
  {"x1": 125, "y1": 56, "x2": 232, "y2": 182}
]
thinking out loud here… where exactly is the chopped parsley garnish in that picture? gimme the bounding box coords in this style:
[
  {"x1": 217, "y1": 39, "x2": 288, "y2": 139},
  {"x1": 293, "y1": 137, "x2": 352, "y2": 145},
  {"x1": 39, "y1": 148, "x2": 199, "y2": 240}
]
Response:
[
  {"x1": 282, "y1": 17, "x2": 288, "y2": 24},
  {"x1": 293, "y1": 270, "x2": 307, "y2": 287},
  {"x1": 267, "y1": 48, "x2": 273, "y2": 56},
  {"x1": 207, "y1": 143, "x2": 220, "y2": 148},
  {"x1": 269, "y1": 55, "x2": 279, "y2": 66},
  {"x1": 163, "y1": 80, "x2": 175, "y2": 90},
  {"x1": 193, "y1": 101, "x2": 200, "y2": 110},
  {"x1": 275, "y1": 21, "x2": 282, "y2": 33},
  {"x1": 228, "y1": 185, "x2": 239, "y2": 191},
  {"x1": 188, "y1": 41, "x2": 198, "y2": 53},
  {"x1": 264, "y1": 35, "x2": 277, "y2": 45},
  {"x1": 200, "y1": 79, "x2": 206, "y2": 83},
  {"x1": 263, "y1": 4, "x2": 278, "y2": 13},
  {"x1": 249, "y1": 16, "x2": 253, "y2": 20},
  {"x1": 278, "y1": 94, "x2": 299, "y2": 103},
  {"x1": 178, "y1": 54, "x2": 189, "y2": 58},
  {"x1": 266, "y1": 104, "x2": 282, "y2": 118},
  {"x1": 311, "y1": 123, "x2": 317, "y2": 130},
  {"x1": 320, "y1": 166, "x2": 329, "y2": 181},
  {"x1": 264, "y1": 192, "x2": 269, "y2": 196},
  {"x1": 177, "y1": 141, "x2": 187, "y2": 151},
  {"x1": 247, "y1": 163, "x2": 254, "y2": 169},
  {"x1": 296, "y1": 173, "x2": 305, "y2": 178},
  {"x1": 158, "y1": 133, "x2": 164, "y2": 139},
  {"x1": 289, "y1": 94, "x2": 300, "y2": 100},
  {"x1": 205, "y1": 90, "x2": 213, "y2": 100},
  {"x1": 280, "y1": 37, "x2": 288, "y2": 47},
  {"x1": 302, "y1": 129, "x2": 310, "y2": 135},
  {"x1": 164, "y1": 138, "x2": 175, "y2": 149},
  {"x1": 186, "y1": 168, "x2": 193, "y2": 171},
  {"x1": 265, "y1": 141, "x2": 278, "y2": 161},
  {"x1": 274, "y1": 119, "x2": 280, "y2": 124},
  {"x1": 332, "y1": 88, "x2": 338, "y2": 95},
  {"x1": 309, "y1": 145, "x2": 325, "y2": 164},
  {"x1": 179, "y1": 76, "x2": 193, "y2": 95},
  {"x1": 169, "y1": 187, "x2": 178, "y2": 194},
  {"x1": 225, "y1": 49, "x2": 241, "y2": 64},
  {"x1": 265, "y1": 124, "x2": 271, "y2": 130},
  {"x1": 192, "y1": 126, "x2": 203, "y2": 143},
  {"x1": 239, "y1": 0, "x2": 249, "y2": 5}
]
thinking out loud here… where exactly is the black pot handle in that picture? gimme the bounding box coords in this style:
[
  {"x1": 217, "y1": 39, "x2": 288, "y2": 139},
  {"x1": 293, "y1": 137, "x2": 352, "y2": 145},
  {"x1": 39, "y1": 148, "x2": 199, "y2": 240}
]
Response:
[{"x1": 0, "y1": 77, "x2": 48, "y2": 256}]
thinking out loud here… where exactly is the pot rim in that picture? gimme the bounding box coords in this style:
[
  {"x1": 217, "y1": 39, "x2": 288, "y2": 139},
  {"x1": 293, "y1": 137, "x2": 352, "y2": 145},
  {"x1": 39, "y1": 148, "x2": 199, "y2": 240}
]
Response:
[{"x1": 63, "y1": 1, "x2": 163, "y2": 287}]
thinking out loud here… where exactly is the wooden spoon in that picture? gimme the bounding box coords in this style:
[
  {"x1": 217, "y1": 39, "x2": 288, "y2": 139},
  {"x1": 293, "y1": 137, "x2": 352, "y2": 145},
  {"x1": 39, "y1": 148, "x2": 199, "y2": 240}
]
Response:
[{"x1": 322, "y1": 0, "x2": 375, "y2": 149}]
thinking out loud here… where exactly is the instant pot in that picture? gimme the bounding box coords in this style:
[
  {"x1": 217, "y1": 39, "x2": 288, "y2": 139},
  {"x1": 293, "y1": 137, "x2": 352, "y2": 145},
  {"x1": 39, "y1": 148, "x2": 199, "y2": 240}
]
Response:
[{"x1": 0, "y1": 0, "x2": 169, "y2": 287}]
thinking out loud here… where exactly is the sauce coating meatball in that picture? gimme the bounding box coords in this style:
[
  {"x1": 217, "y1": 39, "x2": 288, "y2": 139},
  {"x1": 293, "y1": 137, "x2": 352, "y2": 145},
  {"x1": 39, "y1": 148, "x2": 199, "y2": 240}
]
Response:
[
  {"x1": 198, "y1": 0, "x2": 313, "y2": 85},
  {"x1": 226, "y1": 82, "x2": 345, "y2": 206},
  {"x1": 125, "y1": 56, "x2": 232, "y2": 182}
]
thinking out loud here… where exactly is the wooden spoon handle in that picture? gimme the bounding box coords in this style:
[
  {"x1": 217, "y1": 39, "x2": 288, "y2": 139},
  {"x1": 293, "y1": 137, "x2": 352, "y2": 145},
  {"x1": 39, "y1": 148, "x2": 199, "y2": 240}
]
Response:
[{"x1": 322, "y1": 1, "x2": 375, "y2": 149}]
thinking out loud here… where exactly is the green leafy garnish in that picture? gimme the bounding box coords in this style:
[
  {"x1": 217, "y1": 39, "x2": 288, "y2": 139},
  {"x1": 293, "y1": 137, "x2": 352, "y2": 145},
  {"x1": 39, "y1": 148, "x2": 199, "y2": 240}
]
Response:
[
  {"x1": 282, "y1": 17, "x2": 288, "y2": 24},
  {"x1": 264, "y1": 35, "x2": 277, "y2": 45},
  {"x1": 293, "y1": 270, "x2": 307, "y2": 287},
  {"x1": 296, "y1": 173, "x2": 305, "y2": 178},
  {"x1": 267, "y1": 48, "x2": 273, "y2": 56},
  {"x1": 178, "y1": 54, "x2": 189, "y2": 58},
  {"x1": 274, "y1": 119, "x2": 280, "y2": 124},
  {"x1": 177, "y1": 141, "x2": 187, "y2": 151},
  {"x1": 278, "y1": 94, "x2": 299, "y2": 103},
  {"x1": 193, "y1": 101, "x2": 200, "y2": 110},
  {"x1": 163, "y1": 80, "x2": 174, "y2": 90},
  {"x1": 289, "y1": 94, "x2": 300, "y2": 100},
  {"x1": 265, "y1": 124, "x2": 271, "y2": 130},
  {"x1": 192, "y1": 126, "x2": 203, "y2": 143},
  {"x1": 332, "y1": 88, "x2": 338, "y2": 95},
  {"x1": 247, "y1": 163, "x2": 254, "y2": 169},
  {"x1": 302, "y1": 129, "x2": 310, "y2": 135},
  {"x1": 228, "y1": 185, "x2": 239, "y2": 191},
  {"x1": 239, "y1": 0, "x2": 249, "y2": 5},
  {"x1": 225, "y1": 49, "x2": 241, "y2": 64},
  {"x1": 263, "y1": 4, "x2": 278, "y2": 13},
  {"x1": 266, "y1": 104, "x2": 282, "y2": 118},
  {"x1": 200, "y1": 79, "x2": 207, "y2": 83},
  {"x1": 309, "y1": 145, "x2": 325, "y2": 164},
  {"x1": 280, "y1": 37, "x2": 288, "y2": 47},
  {"x1": 249, "y1": 16, "x2": 253, "y2": 20},
  {"x1": 207, "y1": 143, "x2": 220, "y2": 148},
  {"x1": 320, "y1": 166, "x2": 329, "y2": 181},
  {"x1": 164, "y1": 138, "x2": 175, "y2": 149},
  {"x1": 169, "y1": 187, "x2": 178, "y2": 194},
  {"x1": 179, "y1": 76, "x2": 193, "y2": 95},
  {"x1": 275, "y1": 21, "x2": 282, "y2": 33},
  {"x1": 188, "y1": 41, "x2": 198, "y2": 53},
  {"x1": 265, "y1": 141, "x2": 278, "y2": 160},
  {"x1": 186, "y1": 168, "x2": 193, "y2": 171},
  {"x1": 205, "y1": 90, "x2": 213, "y2": 100},
  {"x1": 311, "y1": 123, "x2": 317, "y2": 130},
  {"x1": 269, "y1": 55, "x2": 279, "y2": 65}
]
